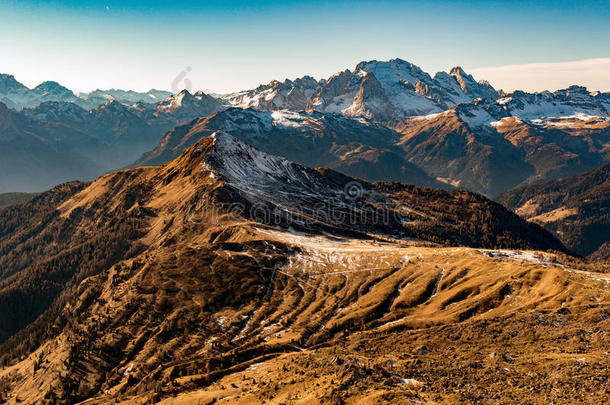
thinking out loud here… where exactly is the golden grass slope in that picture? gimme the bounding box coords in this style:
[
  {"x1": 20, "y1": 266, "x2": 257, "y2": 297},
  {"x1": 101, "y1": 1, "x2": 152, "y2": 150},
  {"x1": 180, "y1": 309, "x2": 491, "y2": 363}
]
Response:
[{"x1": 1, "y1": 224, "x2": 607, "y2": 404}]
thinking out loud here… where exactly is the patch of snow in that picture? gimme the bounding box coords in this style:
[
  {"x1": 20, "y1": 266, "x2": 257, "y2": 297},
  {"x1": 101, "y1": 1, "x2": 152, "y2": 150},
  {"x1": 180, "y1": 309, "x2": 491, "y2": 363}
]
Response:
[
  {"x1": 457, "y1": 107, "x2": 495, "y2": 128},
  {"x1": 271, "y1": 110, "x2": 311, "y2": 128},
  {"x1": 490, "y1": 117, "x2": 522, "y2": 127},
  {"x1": 559, "y1": 112, "x2": 600, "y2": 121},
  {"x1": 247, "y1": 362, "x2": 264, "y2": 371},
  {"x1": 478, "y1": 249, "x2": 550, "y2": 265},
  {"x1": 215, "y1": 316, "x2": 227, "y2": 328},
  {"x1": 400, "y1": 378, "x2": 423, "y2": 387},
  {"x1": 123, "y1": 363, "x2": 134, "y2": 376},
  {"x1": 410, "y1": 111, "x2": 446, "y2": 121}
]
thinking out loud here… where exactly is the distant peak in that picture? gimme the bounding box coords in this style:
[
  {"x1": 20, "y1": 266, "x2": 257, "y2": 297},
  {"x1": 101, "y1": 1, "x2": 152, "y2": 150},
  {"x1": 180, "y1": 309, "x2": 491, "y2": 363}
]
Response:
[
  {"x1": 200, "y1": 131, "x2": 292, "y2": 175},
  {"x1": 210, "y1": 130, "x2": 234, "y2": 145},
  {"x1": 356, "y1": 58, "x2": 414, "y2": 70},
  {"x1": 388, "y1": 57, "x2": 410, "y2": 65},
  {"x1": 0, "y1": 73, "x2": 28, "y2": 92},
  {"x1": 450, "y1": 66, "x2": 467, "y2": 76},
  {"x1": 99, "y1": 99, "x2": 126, "y2": 111},
  {"x1": 35, "y1": 80, "x2": 62, "y2": 87},
  {"x1": 208, "y1": 131, "x2": 255, "y2": 156},
  {"x1": 354, "y1": 59, "x2": 429, "y2": 82},
  {"x1": 563, "y1": 85, "x2": 589, "y2": 93},
  {"x1": 0, "y1": 73, "x2": 18, "y2": 82},
  {"x1": 34, "y1": 81, "x2": 74, "y2": 96}
]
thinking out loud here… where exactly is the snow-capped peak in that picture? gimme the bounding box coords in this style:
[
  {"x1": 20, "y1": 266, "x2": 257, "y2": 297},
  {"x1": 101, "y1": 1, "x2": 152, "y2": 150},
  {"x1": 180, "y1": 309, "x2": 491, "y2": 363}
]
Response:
[
  {"x1": 355, "y1": 58, "x2": 433, "y2": 88},
  {"x1": 205, "y1": 131, "x2": 304, "y2": 187}
]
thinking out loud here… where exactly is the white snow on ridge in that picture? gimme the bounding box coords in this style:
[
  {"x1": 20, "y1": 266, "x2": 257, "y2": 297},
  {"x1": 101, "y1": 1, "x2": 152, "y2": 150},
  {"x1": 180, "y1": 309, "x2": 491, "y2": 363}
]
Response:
[
  {"x1": 457, "y1": 107, "x2": 496, "y2": 128},
  {"x1": 509, "y1": 101, "x2": 607, "y2": 122},
  {"x1": 271, "y1": 110, "x2": 313, "y2": 128},
  {"x1": 205, "y1": 131, "x2": 323, "y2": 201},
  {"x1": 490, "y1": 117, "x2": 523, "y2": 127},
  {"x1": 529, "y1": 112, "x2": 608, "y2": 127},
  {"x1": 410, "y1": 111, "x2": 446, "y2": 121},
  {"x1": 558, "y1": 112, "x2": 601, "y2": 121},
  {"x1": 478, "y1": 249, "x2": 549, "y2": 264}
]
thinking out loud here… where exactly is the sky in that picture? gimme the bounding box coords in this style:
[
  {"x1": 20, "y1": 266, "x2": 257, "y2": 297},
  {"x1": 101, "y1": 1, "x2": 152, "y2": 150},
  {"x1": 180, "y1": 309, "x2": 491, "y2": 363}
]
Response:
[{"x1": 0, "y1": 0, "x2": 609, "y2": 93}]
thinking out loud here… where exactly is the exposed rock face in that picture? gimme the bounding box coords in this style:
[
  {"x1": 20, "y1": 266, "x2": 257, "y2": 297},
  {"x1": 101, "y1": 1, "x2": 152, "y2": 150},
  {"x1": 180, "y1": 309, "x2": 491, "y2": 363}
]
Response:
[
  {"x1": 448, "y1": 66, "x2": 499, "y2": 100},
  {"x1": 343, "y1": 73, "x2": 396, "y2": 121},
  {"x1": 223, "y1": 75, "x2": 322, "y2": 111},
  {"x1": 307, "y1": 59, "x2": 501, "y2": 120},
  {"x1": 155, "y1": 89, "x2": 224, "y2": 119}
]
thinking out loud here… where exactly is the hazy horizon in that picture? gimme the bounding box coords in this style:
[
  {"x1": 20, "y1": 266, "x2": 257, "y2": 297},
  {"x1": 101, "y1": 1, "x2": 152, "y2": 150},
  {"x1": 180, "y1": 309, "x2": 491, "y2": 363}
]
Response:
[{"x1": 3, "y1": 56, "x2": 610, "y2": 96}]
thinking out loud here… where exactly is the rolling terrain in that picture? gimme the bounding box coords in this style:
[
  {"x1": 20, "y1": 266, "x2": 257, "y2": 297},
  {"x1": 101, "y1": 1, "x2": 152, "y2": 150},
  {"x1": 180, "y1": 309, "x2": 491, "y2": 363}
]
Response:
[{"x1": 1, "y1": 134, "x2": 607, "y2": 404}]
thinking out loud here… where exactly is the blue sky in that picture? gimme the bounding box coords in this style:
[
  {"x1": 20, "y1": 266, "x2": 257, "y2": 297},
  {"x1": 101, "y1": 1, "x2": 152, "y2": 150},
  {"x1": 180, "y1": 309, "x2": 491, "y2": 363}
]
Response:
[{"x1": 1, "y1": 0, "x2": 609, "y2": 93}]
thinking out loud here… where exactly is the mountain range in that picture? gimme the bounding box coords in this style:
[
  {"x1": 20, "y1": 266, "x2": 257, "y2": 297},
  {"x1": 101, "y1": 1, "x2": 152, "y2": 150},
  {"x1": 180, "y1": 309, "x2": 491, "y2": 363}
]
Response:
[
  {"x1": 0, "y1": 89, "x2": 224, "y2": 192},
  {"x1": 0, "y1": 74, "x2": 172, "y2": 110},
  {"x1": 136, "y1": 94, "x2": 610, "y2": 196},
  {"x1": 134, "y1": 108, "x2": 445, "y2": 188},
  {"x1": 221, "y1": 60, "x2": 500, "y2": 120},
  {"x1": 3, "y1": 58, "x2": 609, "y2": 196}
]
